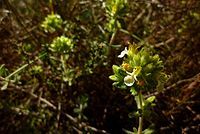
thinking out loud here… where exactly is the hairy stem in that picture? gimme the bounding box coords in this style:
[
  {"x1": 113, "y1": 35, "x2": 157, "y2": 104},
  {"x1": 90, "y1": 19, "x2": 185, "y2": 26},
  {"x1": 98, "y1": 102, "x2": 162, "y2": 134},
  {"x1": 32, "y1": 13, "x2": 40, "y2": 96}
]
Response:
[{"x1": 137, "y1": 90, "x2": 143, "y2": 134}]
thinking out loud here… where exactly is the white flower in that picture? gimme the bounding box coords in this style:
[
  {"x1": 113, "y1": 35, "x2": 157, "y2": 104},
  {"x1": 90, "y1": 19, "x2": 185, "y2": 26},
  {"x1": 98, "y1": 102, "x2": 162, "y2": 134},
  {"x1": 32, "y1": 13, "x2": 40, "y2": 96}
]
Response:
[
  {"x1": 118, "y1": 47, "x2": 128, "y2": 58},
  {"x1": 124, "y1": 75, "x2": 135, "y2": 86},
  {"x1": 124, "y1": 66, "x2": 142, "y2": 86}
]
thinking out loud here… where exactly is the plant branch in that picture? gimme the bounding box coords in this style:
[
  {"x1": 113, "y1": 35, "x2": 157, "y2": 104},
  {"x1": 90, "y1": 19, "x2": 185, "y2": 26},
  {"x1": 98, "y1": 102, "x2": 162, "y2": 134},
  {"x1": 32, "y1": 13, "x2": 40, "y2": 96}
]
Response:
[
  {"x1": 137, "y1": 90, "x2": 143, "y2": 134},
  {"x1": 145, "y1": 72, "x2": 200, "y2": 98}
]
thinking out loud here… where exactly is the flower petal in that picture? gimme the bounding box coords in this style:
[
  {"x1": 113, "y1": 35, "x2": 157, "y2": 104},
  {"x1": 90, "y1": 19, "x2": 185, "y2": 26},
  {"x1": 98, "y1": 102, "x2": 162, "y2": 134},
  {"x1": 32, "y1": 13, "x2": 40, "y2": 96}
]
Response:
[
  {"x1": 124, "y1": 75, "x2": 135, "y2": 86},
  {"x1": 118, "y1": 47, "x2": 128, "y2": 58}
]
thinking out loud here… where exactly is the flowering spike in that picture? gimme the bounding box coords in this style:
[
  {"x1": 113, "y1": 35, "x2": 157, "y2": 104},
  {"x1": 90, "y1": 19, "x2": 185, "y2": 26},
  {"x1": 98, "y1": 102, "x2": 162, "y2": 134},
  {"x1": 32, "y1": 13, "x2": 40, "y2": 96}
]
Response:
[{"x1": 110, "y1": 44, "x2": 167, "y2": 91}]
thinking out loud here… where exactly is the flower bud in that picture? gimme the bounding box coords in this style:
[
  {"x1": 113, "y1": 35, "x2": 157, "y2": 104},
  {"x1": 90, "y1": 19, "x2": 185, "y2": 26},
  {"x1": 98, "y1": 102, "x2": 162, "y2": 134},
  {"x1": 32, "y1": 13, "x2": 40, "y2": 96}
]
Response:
[{"x1": 122, "y1": 63, "x2": 132, "y2": 72}]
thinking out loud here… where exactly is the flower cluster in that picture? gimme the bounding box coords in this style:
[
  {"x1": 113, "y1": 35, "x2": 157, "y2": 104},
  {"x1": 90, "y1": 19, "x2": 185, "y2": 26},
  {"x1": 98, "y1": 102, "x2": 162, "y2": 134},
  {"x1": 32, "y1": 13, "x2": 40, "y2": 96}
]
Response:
[
  {"x1": 109, "y1": 44, "x2": 168, "y2": 91},
  {"x1": 41, "y1": 14, "x2": 63, "y2": 33},
  {"x1": 50, "y1": 36, "x2": 73, "y2": 54},
  {"x1": 105, "y1": 0, "x2": 127, "y2": 33}
]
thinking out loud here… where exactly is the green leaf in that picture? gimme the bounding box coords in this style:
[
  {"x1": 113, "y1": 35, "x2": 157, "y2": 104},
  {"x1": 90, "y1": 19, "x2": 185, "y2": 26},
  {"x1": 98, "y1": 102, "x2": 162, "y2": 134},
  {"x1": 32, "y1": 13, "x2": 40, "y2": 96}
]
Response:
[
  {"x1": 128, "y1": 111, "x2": 140, "y2": 118},
  {"x1": 143, "y1": 127, "x2": 154, "y2": 134},
  {"x1": 118, "y1": 69, "x2": 127, "y2": 76},
  {"x1": 146, "y1": 96, "x2": 155, "y2": 103},
  {"x1": 112, "y1": 65, "x2": 120, "y2": 74},
  {"x1": 109, "y1": 75, "x2": 118, "y2": 81},
  {"x1": 152, "y1": 54, "x2": 159, "y2": 62},
  {"x1": 133, "y1": 127, "x2": 138, "y2": 133},
  {"x1": 113, "y1": 82, "x2": 127, "y2": 89},
  {"x1": 112, "y1": 81, "x2": 119, "y2": 86},
  {"x1": 119, "y1": 84, "x2": 127, "y2": 89},
  {"x1": 123, "y1": 128, "x2": 136, "y2": 134},
  {"x1": 130, "y1": 87, "x2": 137, "y2": 96}
]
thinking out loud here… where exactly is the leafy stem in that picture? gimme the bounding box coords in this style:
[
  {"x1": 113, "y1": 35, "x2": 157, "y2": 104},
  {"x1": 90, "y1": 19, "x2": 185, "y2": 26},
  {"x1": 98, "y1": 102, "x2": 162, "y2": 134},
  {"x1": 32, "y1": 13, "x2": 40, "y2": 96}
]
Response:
[
  {"x1": 109, "y1": 44, "x2": 167, "y2": 133},
  {"x1": 137, "y1": 90, "x2": 143, "y2": 134}
]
